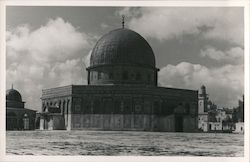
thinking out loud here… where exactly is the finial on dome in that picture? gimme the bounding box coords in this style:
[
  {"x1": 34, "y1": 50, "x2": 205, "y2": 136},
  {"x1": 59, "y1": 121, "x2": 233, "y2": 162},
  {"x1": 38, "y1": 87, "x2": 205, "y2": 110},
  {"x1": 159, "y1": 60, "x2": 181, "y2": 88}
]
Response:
[
  {"x1": 122, "y1": 15, "x2": 125, "y2": 28},
  {"x1": 11, "y1": 84, "x2": 13, "y2": 89}
]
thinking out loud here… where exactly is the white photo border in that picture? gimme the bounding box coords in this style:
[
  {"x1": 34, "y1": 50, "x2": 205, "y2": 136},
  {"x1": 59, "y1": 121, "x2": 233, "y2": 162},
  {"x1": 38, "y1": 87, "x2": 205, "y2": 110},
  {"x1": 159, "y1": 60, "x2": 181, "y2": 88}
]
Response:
[{"x1": 0, "y1": 1, "x2": 249, "y2": 162}]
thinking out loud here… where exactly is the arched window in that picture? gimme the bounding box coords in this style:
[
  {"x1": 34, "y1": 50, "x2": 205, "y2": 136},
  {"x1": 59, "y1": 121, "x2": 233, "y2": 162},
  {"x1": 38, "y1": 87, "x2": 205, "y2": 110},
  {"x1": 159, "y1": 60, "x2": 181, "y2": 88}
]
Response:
[
  {"x1": 98, "y1": 72, "x2": 101, "y2": 80},
  {"x1": 147, "y1": 74, "x2": 151, "y2": 82},
  {"x1": 185, "y1": 103, "x2": 190, "y2": 114},
  {"x1": 93, "y1": 99, "x2": 100, "y2": 114},
  {"x1": 114, "y1": 100, "x2": 122, "y2": 114},
  {"x1": 59, "y1": 101, "x2": 61, "y2": 109},
  {"x1": 122, "y1": 71, "x2": 128, "y2": 80},
  {"x1": 62, "y1": 100, "x2": 65, "y2": 114},
  {"x1": 90, "y1": 72, "x2": 93, "y2": 81},
  {"x1": 136, "y1": 72, "x2": 141, "y2": 80},
  {"x1": 23, "y1": 113, "x2": 29, "y2": 130},
  {"x1": 109, "y1": 72, "x2": 113, "y2": 79}
]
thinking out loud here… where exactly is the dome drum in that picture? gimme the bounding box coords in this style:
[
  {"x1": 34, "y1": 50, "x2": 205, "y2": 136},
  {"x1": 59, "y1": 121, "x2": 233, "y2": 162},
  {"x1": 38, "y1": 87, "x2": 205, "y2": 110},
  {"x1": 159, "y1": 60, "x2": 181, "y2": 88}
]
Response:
[
  {"x1": 6, "y1": 100, "x2": 25, "y2": 108},
  {"x1": 88, "y1": 65, "x2": 157, "y2": 86}
]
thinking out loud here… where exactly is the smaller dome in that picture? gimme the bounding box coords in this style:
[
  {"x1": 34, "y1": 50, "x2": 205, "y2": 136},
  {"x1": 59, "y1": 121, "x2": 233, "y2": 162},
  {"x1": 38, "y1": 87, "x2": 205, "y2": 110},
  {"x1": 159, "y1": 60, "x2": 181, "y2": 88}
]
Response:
[{"x1": 6, "y1": 89, "x2": 22, "y2": 102}]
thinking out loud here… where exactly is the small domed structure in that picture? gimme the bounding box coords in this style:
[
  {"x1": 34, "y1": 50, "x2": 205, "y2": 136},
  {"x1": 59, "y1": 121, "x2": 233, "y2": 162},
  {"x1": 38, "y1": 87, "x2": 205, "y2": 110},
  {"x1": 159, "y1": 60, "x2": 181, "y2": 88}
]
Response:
[
  {"x1": 87, "y1": 28, "x2": 159, "y2": 86},
  {"x1": 6, "y1": 87, "x2": 24, "y2": 109},
  {"x1": 6, "y1": 89, "x2": 22, "y2": 102},
  {"x1": 6, "y1": 85, "x2": 36, "y2": 130}
]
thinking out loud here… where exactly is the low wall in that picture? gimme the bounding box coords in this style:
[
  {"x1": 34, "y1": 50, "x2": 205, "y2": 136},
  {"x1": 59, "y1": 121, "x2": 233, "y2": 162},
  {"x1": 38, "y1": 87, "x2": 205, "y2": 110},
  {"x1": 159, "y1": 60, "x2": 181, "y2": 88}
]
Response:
[{"x1": 70, "y1": 114, "x2": 196, "y2": 132}]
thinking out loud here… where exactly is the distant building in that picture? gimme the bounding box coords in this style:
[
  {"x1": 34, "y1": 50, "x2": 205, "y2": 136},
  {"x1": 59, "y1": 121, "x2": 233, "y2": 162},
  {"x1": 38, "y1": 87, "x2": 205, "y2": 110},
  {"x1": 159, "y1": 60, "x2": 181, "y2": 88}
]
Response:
[
  {"x1": 208, "y1": 122, "x2": 222, "y2": 131},
  {"x1": 6, "y1": 86, "x2": 36, "y2": 130},
  {"x1": 198, "y1": 85, "x2": 209, "y2": 132},
  {"x1": 233, "y1": 96, "x2": 244, "y2": 133},
  {"x1": 39, "y1": 24, "x2": 198, "y2": 132},
  {"x1": 198, "y1": 85, "x2": 235, "y2": 133},
  {"x1": 216, "y1": 108, "x2": 233, "y2": 123},
  {"x1": 234, "y1": 122, "x2": 244, "y2": 133},
  {"x1": 236, "y1": 96, "x2": 244, "y2": 122}
]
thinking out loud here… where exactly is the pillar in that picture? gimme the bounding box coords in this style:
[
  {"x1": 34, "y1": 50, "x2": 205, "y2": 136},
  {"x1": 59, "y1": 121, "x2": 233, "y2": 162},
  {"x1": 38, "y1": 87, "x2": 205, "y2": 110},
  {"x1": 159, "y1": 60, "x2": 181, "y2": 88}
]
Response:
[
  {"x1": 40, "y1": 117, "x2": 44, "y2": 130},
  {"x1": 67, "y1": 98, "x2": 72, "y2": 130},
  {"x1": 87, "y1": 70, "x2": 90, "y2": 85}
]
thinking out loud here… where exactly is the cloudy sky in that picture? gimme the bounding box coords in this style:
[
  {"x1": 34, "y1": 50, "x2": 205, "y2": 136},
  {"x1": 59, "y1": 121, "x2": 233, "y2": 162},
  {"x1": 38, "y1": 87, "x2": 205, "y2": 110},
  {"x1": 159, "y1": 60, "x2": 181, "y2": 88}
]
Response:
[{"x1": 6, "y1": 6, "x2": 244, "y2": 111}]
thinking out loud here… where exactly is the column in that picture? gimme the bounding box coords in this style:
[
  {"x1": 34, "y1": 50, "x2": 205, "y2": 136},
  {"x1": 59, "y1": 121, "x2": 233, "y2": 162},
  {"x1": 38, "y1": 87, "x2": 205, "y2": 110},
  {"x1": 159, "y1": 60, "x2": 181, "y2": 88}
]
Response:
[
  {"x1": 67, "y1": 98, "x2": 72, "y2": 131},
  {"x1": 87, "y1": 70, "x2": 90, "y2": 85},
  {"x1": 40, "y1": 116, "x2": 44, "y2": 130}
]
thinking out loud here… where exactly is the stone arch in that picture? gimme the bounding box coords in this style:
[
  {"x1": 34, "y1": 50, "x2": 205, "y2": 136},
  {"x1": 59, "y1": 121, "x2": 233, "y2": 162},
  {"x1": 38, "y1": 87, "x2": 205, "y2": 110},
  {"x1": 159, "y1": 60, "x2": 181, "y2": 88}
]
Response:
[
  {"x1": 67, "y1": 99, "x2": 70, "y2": 114},
  {"x1": 62, "y1": 99, "x2": 65, "y2": 115},
  {"x1": 59, "y1": 100, "x2": 61, "y2": 109},
  {"x1": 109, "y1": 72, "x2": 113, "y2": 79},
  {"x1": 136, "y1": 72, "x2": 141, "y2": 80},
  {"x1": 147, "y1": 73, "x2": 151, "y2": 82},
  {"x1": 42, "y1": 102, "x2": 46, "y2": 111},
  {"x1": 54, "y1": 100, "x2": 58, "y2": 107},
  {"x1": 22, "y1": 113, "x2": 29, "y2": 130},
  {"x1": 93, "y1": 99, "x2": 101, "y2": 114},
  {"x1": 185, "y1": 103, "x2": 190, "y2": 114},
  {"x1": 98, "y1": 71, "x2": 102, "y2": 80},
  {"x1": 153, "y1": 100, "x2": 160, "y2": 114},
  {"x1": 122, "y1": 71, "x2": 128, "y2": 80}
]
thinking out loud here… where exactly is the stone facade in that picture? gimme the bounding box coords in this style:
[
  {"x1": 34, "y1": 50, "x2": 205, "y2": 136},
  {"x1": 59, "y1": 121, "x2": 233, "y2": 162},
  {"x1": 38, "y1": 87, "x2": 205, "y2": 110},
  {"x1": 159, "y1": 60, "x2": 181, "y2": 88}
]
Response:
[
  {"x1": 234, "y1": 122, "x2": 244, "y2": 133},
  {"x1": 39, "y1": 27, "x2": 198, "y2": 132},
  {"x1": 198, "y1": 85, "x2": 209, "y2": 132},
  {"x1": 40, "y1": 85, "x2": 198, "y2": 132},
  {"x1": 7, "y1": 108, "x2": 36, "y2": 130}
]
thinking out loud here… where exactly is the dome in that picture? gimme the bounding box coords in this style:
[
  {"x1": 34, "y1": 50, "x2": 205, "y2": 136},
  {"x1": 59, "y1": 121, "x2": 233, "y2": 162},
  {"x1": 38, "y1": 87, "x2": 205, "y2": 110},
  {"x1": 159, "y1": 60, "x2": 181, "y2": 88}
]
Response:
[
  {"x1": 90, "y1": 28, "x2": 156, "y2": 69},
  {"x1": 6, "y1": 88, "x2": 22, "y2": 102}
]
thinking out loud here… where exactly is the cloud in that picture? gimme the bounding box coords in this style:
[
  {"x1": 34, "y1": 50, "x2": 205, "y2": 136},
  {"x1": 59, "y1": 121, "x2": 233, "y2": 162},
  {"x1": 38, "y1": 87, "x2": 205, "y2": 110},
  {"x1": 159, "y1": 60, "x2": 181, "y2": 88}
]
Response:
[
  {"x1": 118, "y1": 7, "x2": 243, "y2": 46},
  {"x1": 82, "y1": 50, "x2": 92, "y2": 68},
  {"x1": 159, "y1": 62, "x2": 244, "y2": 108},
  {"x1": 116, "y1": 7, "x2": 142, "y2": 18},
  {"x1": 100, "y1": 23, "x2": 109, "y2": 29},
  {"x1": 119, "y1": 7, "x2": 244, "y2": 108},
  {"x1": 200, "y1": 46, "x2": 244, "y2": 64},
  {"x1": 6, "y1": 17, "x2": 92, "y2": 111},
  {"x1": 7, "y1": 18, "x2": 91, "y2": 63}
]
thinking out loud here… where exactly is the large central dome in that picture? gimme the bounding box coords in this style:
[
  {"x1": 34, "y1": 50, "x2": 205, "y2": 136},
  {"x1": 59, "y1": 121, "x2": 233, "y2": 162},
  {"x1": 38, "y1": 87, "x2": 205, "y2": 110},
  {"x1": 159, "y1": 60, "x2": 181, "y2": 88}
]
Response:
[
  {"x1": 87, "y1": 28, "x2": 158, "y2": 86},
  {"x1": 90, "y1": 28, "x2": 155, "y2": 68}
]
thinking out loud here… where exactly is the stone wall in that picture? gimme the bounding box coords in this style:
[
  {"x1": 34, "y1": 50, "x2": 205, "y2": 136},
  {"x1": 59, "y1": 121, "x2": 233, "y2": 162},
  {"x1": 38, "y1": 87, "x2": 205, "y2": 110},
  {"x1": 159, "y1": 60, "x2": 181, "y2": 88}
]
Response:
[
  {"x1": 71, "y1": 114, "x2": 154, "y2": 131},
  {"x1": 41, "y1": 85, "x2": 198, "y2": 132},
  {"x1": 6, "y1": 108, "x2": 36, "y2": 130},
  {"x1": 70, "y1": 114, "x2": 197, "y2": 132}
]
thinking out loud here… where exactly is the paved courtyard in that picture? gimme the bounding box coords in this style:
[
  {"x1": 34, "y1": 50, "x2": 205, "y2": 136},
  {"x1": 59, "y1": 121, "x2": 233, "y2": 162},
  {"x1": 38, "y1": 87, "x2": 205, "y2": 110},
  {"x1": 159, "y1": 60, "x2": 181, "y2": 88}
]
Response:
[{"x1": 6, "y1": 130, "x2": 244, "y2": 156}]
